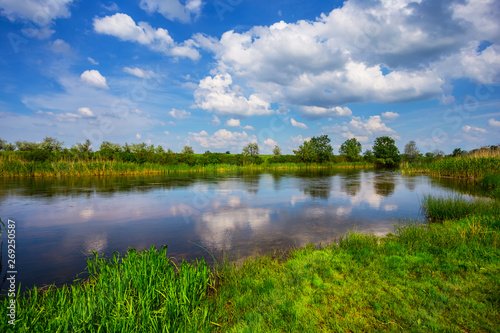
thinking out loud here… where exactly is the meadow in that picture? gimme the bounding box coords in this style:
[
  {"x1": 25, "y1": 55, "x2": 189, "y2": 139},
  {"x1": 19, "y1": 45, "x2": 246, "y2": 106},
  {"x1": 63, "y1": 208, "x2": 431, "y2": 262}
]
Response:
[{"x1": 1, "y1": 195, "x2": 498, "y2": 332}]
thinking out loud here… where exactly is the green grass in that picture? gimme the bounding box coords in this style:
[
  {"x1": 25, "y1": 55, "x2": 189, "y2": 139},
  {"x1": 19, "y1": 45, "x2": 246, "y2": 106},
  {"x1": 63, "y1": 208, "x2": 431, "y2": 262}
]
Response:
[
  {"x1": 0, "y1": 156, "x2": 373, "y2": 178},
  {"x1": 1, "y1": 196, "x2": 498, "y2": 332},
  {"x1": 401, "y1": 156, "x2": 500, "y2": 179}
]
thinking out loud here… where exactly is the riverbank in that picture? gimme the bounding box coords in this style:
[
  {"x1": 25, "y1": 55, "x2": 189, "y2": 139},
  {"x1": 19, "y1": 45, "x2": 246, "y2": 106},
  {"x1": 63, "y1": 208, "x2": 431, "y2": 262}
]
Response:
[
  {"x1": 1, "y1": 195, "x2": 498, "y2": 331},
  {"x1": 0, "y1": 153, "x2": 373, "y2": 178},
  {"x1": 400, "y1": 156, "x2": 500, "y2": 179}
]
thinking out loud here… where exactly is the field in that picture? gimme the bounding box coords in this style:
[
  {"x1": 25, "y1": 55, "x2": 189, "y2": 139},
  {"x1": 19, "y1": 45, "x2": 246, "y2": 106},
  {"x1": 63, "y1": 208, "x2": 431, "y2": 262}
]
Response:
[{"x1": 1, "y1": 195, "x2": 498, "y2": 332}]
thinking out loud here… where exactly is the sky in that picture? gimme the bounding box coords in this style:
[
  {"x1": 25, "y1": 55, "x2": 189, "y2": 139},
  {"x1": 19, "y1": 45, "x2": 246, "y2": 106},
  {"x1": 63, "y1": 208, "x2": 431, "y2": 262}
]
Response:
[{"x1": 0, "y1": 0, "x2": 499, "y2": 154}]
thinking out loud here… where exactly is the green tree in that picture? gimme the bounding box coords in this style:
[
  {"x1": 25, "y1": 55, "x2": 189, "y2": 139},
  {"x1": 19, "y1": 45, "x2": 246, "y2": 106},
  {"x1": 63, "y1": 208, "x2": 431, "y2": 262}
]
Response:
[
  {"x1": 452, "y1": 148, "x2": 466, "y2": 157},
  {"x1": 433, "y1": 149, "x2": 445, "y2": 158},
  {"x1": 39, "y1": 137, "x2": 64, "y2": 151},
  {"x1": 155, "y1": 145, "x2": 165, "y2": 153},
  {"x1": 0, "y1": 138, "x2": 5, "y2": 151},
  {"x1": 403, "y1": 140, "x2": 419, "y2": 162},
  {"x1": 73, "y1": 139, "x2": 92, "y2": 152},
  {"x1": 339, "y1": 138, "x2": 362, "y2": 161},
  {"x1": 181, "y1": 145, "x2": 194, "y2": 154},
  {"x1": 242, "y1": 142, "x2": 259, "y2": 157},
  {"x1": 100, "y1": 141, "x2": 122, "y2": 152},
  {"x1": 310, "y1": 135, "x2": 333, "y2": 162},
  {"x1": 363, "y1": 149, "x2": 374, "y2": 162},
  {"x1": 373, "y1": 136, "x2": 400, "y2": 166},
  {"x1": 293, "y1": 140, "x2": 315, "y2": 163},
  {"x1": 272, "y1": 145, "x2": 282, "y2": 158},
  {"x1": 15, "y1": 140, "x2": 39, "y2": 151}
]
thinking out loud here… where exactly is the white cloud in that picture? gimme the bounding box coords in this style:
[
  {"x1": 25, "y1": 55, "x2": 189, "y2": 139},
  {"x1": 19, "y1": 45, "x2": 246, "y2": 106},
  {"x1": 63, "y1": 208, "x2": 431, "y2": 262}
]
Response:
[
  {"x1": 123, "y1": 67, "x2": 156, "y2": 78},
  {"x1": 169, "y1": 108, "x2": 190, "y2": 119},
  {"x1": 93, "y1": 13, "x2": 199, "y2": 60},
  {"x1": 77, "y1": 107, "x2": 95, "y2": 117},
  {"x1": 164, "y1": 130, "x2": 170, "y2": 135},
  {"x1": 290, "y1": 135, "x2": 311, "y2": 145},
  {"x1": 381, "y1": 111, "x2": 399, "y2": 120},
  {"x1": 190, "y1": 129, "x2": 256, "y2": 150},
  {"x1": 263, "y1": 138, "x2": 277, "y2": 147},
  {"x1": 211, "y1": 115, "x2": 221, "y2": 126},
  {"x1": 488, "y1": 118, "x2": 500, "y2": 128},
  {"x1": 290, "y1": 118, "x2": 308, "y2": 129},
  {"x1": 277, "y1": 106, "x2": 290, "y2": 114},
  {"x1": 136, "y1": 133, "x2": 142, "y2": 139},
  {"x1": 87, "y1": 57, "x2": 99, "y2": 65},
  {"x1": 463, "y1": 125, "x2": 487, "y2": 134},
  {"x1": 50, "y1": 39, "x2": 73, "y2": 55},
  {"x1": 194, "y1": 0, "x2": 500, "y2": 109},
  {"x1": 226, "y1": 118, "x2": 241, "y2": 127},
  {"x1": 139, "y1": 0, "x2": 202, "y2": 23},
  {"x1": 0, "y1": 0, "x2": 72, "y2": 22},
  {"x1": 80, "y1": 70, "x2": 109, "y2": 89},
  {"x1": 194, "y1": 73, "x2": 274, "y2": 117},
  {"x1": 243, "y1": 125, "x2": 255, "y2": 130},
  {"x1": 323, "y1": 115, "x2": 398, "y2": 143},
  {"x1": 301, "y1": 106, "x2": 352, "y2": 118}
]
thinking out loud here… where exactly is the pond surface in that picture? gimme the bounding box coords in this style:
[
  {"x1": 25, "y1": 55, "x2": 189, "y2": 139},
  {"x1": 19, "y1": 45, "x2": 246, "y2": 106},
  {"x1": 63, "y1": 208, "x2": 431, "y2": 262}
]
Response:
[{"x1": 0, "y1": 169, "x2": 486, "y2": 293}]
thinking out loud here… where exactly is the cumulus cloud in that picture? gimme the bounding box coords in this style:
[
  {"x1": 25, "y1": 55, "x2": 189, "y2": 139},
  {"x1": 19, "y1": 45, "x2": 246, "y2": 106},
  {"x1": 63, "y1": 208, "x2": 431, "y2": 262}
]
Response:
[
  {"x1": 263, "y1": 138, "x2": 277, "y2": 147},
  {"x1": 190, "y1": 129, "x2": 256, "y2": 150},
  {"x1": 169, "y1": 108, "x2": 191, "y2": 119},
  {"x1": 194, "y1": 0, "x2": 500, "y2": 110},
  {"x1": 323, "y1": 115, "x2": 398, "y2": 143},
  {"x1": 93, "y1": 13, "x2": 199, "y2": 60},
  {"x1": 381, "y1": 111, "x2": 399, "y2": 120},
  {"x1": 77, "y1": 107, "x2": 95, "y2": 117},
  {"x1": 139, "y1": 0, "x2": 202, "y2": 23},
  {"x1": 301, "y1": 106, "x2": 352, "y2": 118},
  {"x1": 50, "y1": 39, "x2": 73, "y2": 55},
  {"x1": 123, "y1": 67, "x2": 156, "y2": 78},
  {"x1": 194, "y1": 73, "x2": 274, "y2": 117},
  {"x1": 290, "y1": 118, "x2": 308, "y2": 129},
  {"x1": 488, "y1": 118, "x2": 500, "y2": 128},
  {"x1": 0, "y1": 0, "x2": 72, "y2": 22},
  {"x1": 80, "y1": 70, "x2": 109, "y2": 89},
  {"x1": 463, "y1": 125, "x2": 488, "y2": 134},
  {"x1": 226, "y1": 118, "x2": 241, "y2": 127}
]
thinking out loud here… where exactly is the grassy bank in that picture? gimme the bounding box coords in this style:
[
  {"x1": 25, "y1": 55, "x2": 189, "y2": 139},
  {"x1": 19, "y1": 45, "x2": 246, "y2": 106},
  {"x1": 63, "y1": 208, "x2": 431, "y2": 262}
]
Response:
[
  {"x1": 1, "y1": 196, "x2": 499, "y2": 331},
  {"x1": 0, "y1": 152, "x2": 373, "y2": 178},
  {"x1": 401, "y1": 156, "x2": 500, "y2": 179}
]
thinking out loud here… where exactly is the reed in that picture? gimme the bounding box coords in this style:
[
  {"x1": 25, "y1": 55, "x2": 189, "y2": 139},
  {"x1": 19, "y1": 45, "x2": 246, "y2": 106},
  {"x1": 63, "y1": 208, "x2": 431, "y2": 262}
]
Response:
[{"x1": 401, "y1": 156, "x2": 500, "y2": 179}]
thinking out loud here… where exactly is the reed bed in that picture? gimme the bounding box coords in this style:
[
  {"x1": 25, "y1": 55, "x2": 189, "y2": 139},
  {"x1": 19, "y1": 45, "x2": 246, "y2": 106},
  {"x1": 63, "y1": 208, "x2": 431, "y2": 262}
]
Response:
[
  {"x1": 0, "y1": 156, "x2": 374, "y2": 178},
  {"x1": 401, "y1": 156, "x2": 500, "y2": 179}
]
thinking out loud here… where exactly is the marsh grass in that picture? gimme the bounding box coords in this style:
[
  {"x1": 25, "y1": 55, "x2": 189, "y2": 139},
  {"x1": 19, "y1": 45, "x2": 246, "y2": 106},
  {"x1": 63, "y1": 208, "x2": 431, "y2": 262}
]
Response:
[{"x1": 400, "y1": 156, "x2": 500, "y2": 179}]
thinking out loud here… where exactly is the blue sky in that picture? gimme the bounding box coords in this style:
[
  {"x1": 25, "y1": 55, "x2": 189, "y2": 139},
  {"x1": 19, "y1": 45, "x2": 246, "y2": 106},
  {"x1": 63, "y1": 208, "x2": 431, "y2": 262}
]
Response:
[{"x1": 0, "y1": 0, "x2": 499, "y2": 154}]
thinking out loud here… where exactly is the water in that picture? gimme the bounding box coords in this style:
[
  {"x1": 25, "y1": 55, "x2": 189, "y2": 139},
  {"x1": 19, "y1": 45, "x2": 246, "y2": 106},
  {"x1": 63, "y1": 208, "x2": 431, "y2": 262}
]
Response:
[{"x1": 0, "y1": 169, "x2": 486, "y2": 293}]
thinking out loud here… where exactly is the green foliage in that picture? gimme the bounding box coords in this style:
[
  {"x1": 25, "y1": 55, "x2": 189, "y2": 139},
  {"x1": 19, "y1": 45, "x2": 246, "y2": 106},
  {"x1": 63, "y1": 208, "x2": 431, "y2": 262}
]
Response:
[
  {"x1": 100, "y1": 141, "x2": 122, "y2": 152},
  {"x1": 73, "y1": 139, "x2": 92, "y2": 152},
  {"x1": 363, "y1": 149, "x2": 374, "y2": 162},
  {"x1": 401, "y1": 156, "x2": 500, "y2": 179},
  {"x1": 181, "y1": 145, "x2": 194, "y2": 154},
  {"x1": 272, "y1": 145, "x2": 282, "y2": 158},
  {"x1": 339, "y1": 138, "x2": 362, "y2": 161},
  {"x1": 242, "y1": 142, "x2": 259, "y2": 157},
  {"x1": 294, "y1": 135, "x2": 333, "y2": 163},
  {"x1": 373, "y1": 136, "x2": 401, "y2": 167},
  {"x1": 404, "y1": 140, "x2": 419, "y2": 162}
]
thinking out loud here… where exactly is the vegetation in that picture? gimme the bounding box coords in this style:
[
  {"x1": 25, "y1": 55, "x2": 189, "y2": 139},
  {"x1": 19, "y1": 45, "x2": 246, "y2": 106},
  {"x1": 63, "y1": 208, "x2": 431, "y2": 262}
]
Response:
[
  {"x1": 2, "y1": 196, "x2": 498, "y2": 331},
  {"x1": 293, "y1": 135, "x2": 334, "y2": 163},
  {"x1": 373, "y1": 136, "x2": 401, "y2": 167},
  {"x1": 403, "y1": 140, "x2": 420, "y2": 162},
  {"x1": 339, "y1": 138, "x2": 362, "y2": 161}
]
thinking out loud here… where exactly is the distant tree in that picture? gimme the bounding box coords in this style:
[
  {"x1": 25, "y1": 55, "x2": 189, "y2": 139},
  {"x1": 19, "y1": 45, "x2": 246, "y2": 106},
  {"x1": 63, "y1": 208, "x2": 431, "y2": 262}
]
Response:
[
  {"x1": 373, "y1": 136, "x2": 400, "y2": 166},
  {"x1": 225, "y1": 151, "x2": 230, "y2": 154},
  {"x1": 339, "y1": 138, "x2": 362, "y2": 161},
  {"x1": 181, "y1": 145, "x2": 194, "y2": 154},
  {"x1": 404, "y1": 140, "x2": 420, "y2": 162},
  {"x1": 100, "y1": 141, "x2": 122, "y2": 152},
  {"x1": 167, "y1": 148, "x2": 174, "y2": 154},
  {"x1": 39, "y1": 137, "x2": 64, "y2": 151},
  {"x1": 432, "y1": 149, "x2": 445, "y2": 158},
  {"x1": 3, "y1": 143, "x2": 16, "y2": 151},
  {"x1": 363, "y1": 149, "x2": 374, "y2": 162},
  {"x1": 293, "y1": 140, "x2": 315, "y2": 163},
  {"x1": 15, "y1": 141, "x2": 39, "y2": 151},
  {"x1": 310, "y1": 135, "x2": 333, "y2": 162},
  {"x1": 242, "y1": 142, "x2": 259, "y2": 157},
  {"x1": 452, "y1": 148, "x2": 467, "y2": 157},
  {"x1": 73, "y1": 139, "x2": 92, "y2": 152},
  {"x1": 155, "y1": 145, "x2": 165, "y2": 153},
  {"x1": 425, "y1": 152, "x2": 434, "y2": 158},
  {"x1": 273, "y1": 145, "x2": 282, "y2": 158},
  {"x1": 0, "y1": 138, "x2": 5, "y2": 151}
]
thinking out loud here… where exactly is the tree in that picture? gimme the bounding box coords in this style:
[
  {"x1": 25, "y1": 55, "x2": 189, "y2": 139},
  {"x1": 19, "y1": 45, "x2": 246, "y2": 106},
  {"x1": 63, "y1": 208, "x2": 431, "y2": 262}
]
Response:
[
  {"x1": 243, "y1": 142, "x2": 259, "y2": 157},
  {"x1": 181, "y1": 145, "x2": 194, "y2": 154},
  {"x1": 452, "y1": 148, "x2": 466, "y2": 157},
  {"x1": 73, "y1": 139, "x2": 92, "y2": 152},
  {"x1": 339, "y1": 138, "x2": 362, "y2": 161},
  {"x1": 15, "y1": 141, "x2": 39, "y2": 151},
  {"x1": 155, "y1": 145, "x2": 165, "y2": 153},
  {"x1": 404, "y1": 140, "x2": 419, "y2": 162},
  {"x1": 39, "y1": 137, "x2": 64, "y2": 151},
  {"x1": 432, "y1": 149, "x2": 445, "y2": 158},
  {"x1": 293, "y1": 140, "x2": 315, "y2": 163},
  {"x1": 0, "y1": 138, "x2": 5, "y2": 151},
  {"x1": 373, "y1": 136, "x2": 400, "y2": 166},
  {"x1": 294, "y1": 135, "x2": 333, "y2": 163},
  {"x1": 363, "y1": 149, "x2": 374, "y2": 162},
  {"x1": 100, "y1": 141, "x2": 122, "y2": 152},
  {"x1": 273, "y1": 145, "x2": 282, "y2": 158}
]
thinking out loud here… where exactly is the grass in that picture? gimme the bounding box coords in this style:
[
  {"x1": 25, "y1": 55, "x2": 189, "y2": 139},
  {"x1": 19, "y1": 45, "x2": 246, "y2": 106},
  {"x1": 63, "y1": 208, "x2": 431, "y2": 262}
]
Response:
[
  {"x1": 0, "y1": 154, "x2": 374, "y2": 178},
  {"x1": 401, "y1": 156, "x2": 500, "y2": 179},
  {"x1": 1, "y1": 196, "x2": 498, "y2": 331}
]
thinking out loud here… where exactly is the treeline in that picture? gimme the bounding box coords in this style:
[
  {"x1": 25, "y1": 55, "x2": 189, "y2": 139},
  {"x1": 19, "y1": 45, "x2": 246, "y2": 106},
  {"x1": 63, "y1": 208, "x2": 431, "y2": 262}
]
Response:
[{"x1": 1, "y1": 136, "x2": 498, "y2": 168}]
